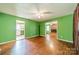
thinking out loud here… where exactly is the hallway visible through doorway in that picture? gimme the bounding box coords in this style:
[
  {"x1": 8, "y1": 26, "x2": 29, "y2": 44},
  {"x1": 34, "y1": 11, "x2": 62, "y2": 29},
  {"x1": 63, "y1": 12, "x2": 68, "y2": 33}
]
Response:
[
  {"x1": 45, "y1": 21, "x2": 58, "y2": 40},
  {"x1": 16, "y1": 20, "x2": 25, "y2": 40}
]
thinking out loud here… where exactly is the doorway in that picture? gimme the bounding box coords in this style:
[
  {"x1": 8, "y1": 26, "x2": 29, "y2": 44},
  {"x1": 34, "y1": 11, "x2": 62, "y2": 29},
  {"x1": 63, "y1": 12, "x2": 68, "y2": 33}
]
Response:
[
  {"x1": 50, "y1": 21, "x2": 58, "y2": 39},
  {"x1": 45, "y1": 21, "x2": 58, "y2": 39},
  {"x1": 73, "y1": 4, "x2": 79, "y2": 54},
  {"x1": 16, "y1": 20, "x2": 25, "y2": 40}
]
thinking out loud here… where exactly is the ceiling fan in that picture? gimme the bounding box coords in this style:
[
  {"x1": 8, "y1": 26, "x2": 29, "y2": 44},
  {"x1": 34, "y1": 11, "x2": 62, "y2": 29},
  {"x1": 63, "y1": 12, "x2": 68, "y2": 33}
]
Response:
[
  {"x1": 25, "y1": 11, "x2": 53, "y2": 15},
  {"x1": 25, "y1": 4, "x2": 53, "y2": 15},
  {"x1": 25, "y1": 4, "x2": 53, "y2": 19}
]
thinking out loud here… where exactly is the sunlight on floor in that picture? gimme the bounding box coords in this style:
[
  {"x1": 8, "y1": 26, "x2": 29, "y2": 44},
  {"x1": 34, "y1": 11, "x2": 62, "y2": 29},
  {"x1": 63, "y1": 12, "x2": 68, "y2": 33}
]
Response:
[
  {"x1": 9, "y1": 39, "x2": 29, "y2": 55},
  {"x1": 16, "y1": 35, "x2": 25, "y2": 40},
  {"x1": 45, "y1": 34, "x2": 54, "y2": 49}
]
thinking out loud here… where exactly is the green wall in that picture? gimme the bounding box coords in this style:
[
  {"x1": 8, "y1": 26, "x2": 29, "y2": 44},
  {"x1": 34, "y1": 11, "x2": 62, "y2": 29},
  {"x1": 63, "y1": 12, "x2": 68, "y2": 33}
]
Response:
[
  {"x1": 58, "y1": 14, "x2": 73, "y2": 43},
  {"x1": 0, "y1": 13, "x2": 39, "y2": 43},
  {"x1": 25, "y1": 20, "x2": 39, "y2": 38},
  {"x1": 40, "y1": 14, "x2": 73, "y2": 43},
  {"x1": 0, "y1": 12, "x2": 73, "y2": 43},
  {"x1": 0, "y1": 13, "x2": 16, "y2": 43},
  {"x1": 39, "y1": 22, "x2": 45, "y2": 36}
]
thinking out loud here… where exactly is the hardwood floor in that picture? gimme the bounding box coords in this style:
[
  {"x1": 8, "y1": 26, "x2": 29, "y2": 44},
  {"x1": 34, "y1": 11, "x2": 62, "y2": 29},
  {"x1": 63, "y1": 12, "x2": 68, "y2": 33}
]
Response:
[{"x1": 0, "y1": 32, "x2": 77, "y2": 55}]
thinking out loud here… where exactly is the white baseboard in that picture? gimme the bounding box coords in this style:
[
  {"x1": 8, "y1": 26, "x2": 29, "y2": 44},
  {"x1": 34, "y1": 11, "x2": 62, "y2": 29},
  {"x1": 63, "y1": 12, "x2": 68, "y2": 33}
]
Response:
[
  {"x1": 40, "y1": 35, "x2": 45, "y2": 37},
  {"x1": 0, "y1": 35, "x2": 39, "y2": 45},
  {"x1": 0, "y1": 40, "x2": 15, "y2": 45},
  {"x1": 26, "y1": 35, "x2": 39, "y2": 39},
  {"x1": 58, "y1": 38, "x2": 73, "y2": 43}
]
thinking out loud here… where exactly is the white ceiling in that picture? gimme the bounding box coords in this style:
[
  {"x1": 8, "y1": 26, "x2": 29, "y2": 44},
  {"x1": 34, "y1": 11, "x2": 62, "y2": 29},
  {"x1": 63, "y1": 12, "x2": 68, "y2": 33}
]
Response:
[{"x1": 0, "y1": 3, "x2": 77, "y2": 22}]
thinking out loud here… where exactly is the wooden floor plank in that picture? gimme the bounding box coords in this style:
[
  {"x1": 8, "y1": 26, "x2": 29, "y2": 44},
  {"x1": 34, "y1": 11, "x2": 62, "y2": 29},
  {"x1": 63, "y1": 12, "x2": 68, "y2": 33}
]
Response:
[{"x1": 0, "y1": 32, "x2": 77, "y2": 55}]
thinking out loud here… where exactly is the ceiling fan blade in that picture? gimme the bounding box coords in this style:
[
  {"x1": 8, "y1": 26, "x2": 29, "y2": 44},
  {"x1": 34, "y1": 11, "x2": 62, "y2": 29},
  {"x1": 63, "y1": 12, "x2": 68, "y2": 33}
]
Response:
[
  {"x1": 25, "y1": 12, "x2": 36, "y2": 15},
  {"x1": 43, "y1": 11, "x2": 53, "y2": 14}
]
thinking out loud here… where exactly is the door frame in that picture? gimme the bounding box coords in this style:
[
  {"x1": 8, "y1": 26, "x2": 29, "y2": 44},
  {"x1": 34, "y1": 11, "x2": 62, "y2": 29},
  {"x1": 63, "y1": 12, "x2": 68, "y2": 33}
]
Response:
[
  {"x1": 45, "y1": 20, "x2": 58, "y2": 39},
  {"x1": 73, "y1": 4, "x2": 79, "y2": 54},
  {"x1": 16, "y1": 20, "x2": 25, "y2": 40}
]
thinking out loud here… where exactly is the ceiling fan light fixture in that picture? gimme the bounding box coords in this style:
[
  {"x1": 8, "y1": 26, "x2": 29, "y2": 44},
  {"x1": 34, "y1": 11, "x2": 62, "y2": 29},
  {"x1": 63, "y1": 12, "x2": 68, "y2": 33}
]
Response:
[
  {"x1": 36, "y1": 13, "x2": 41, "y2": 19},
  {"x1": 38, "y1": 15, "x2": 41, "y2": 18}
]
